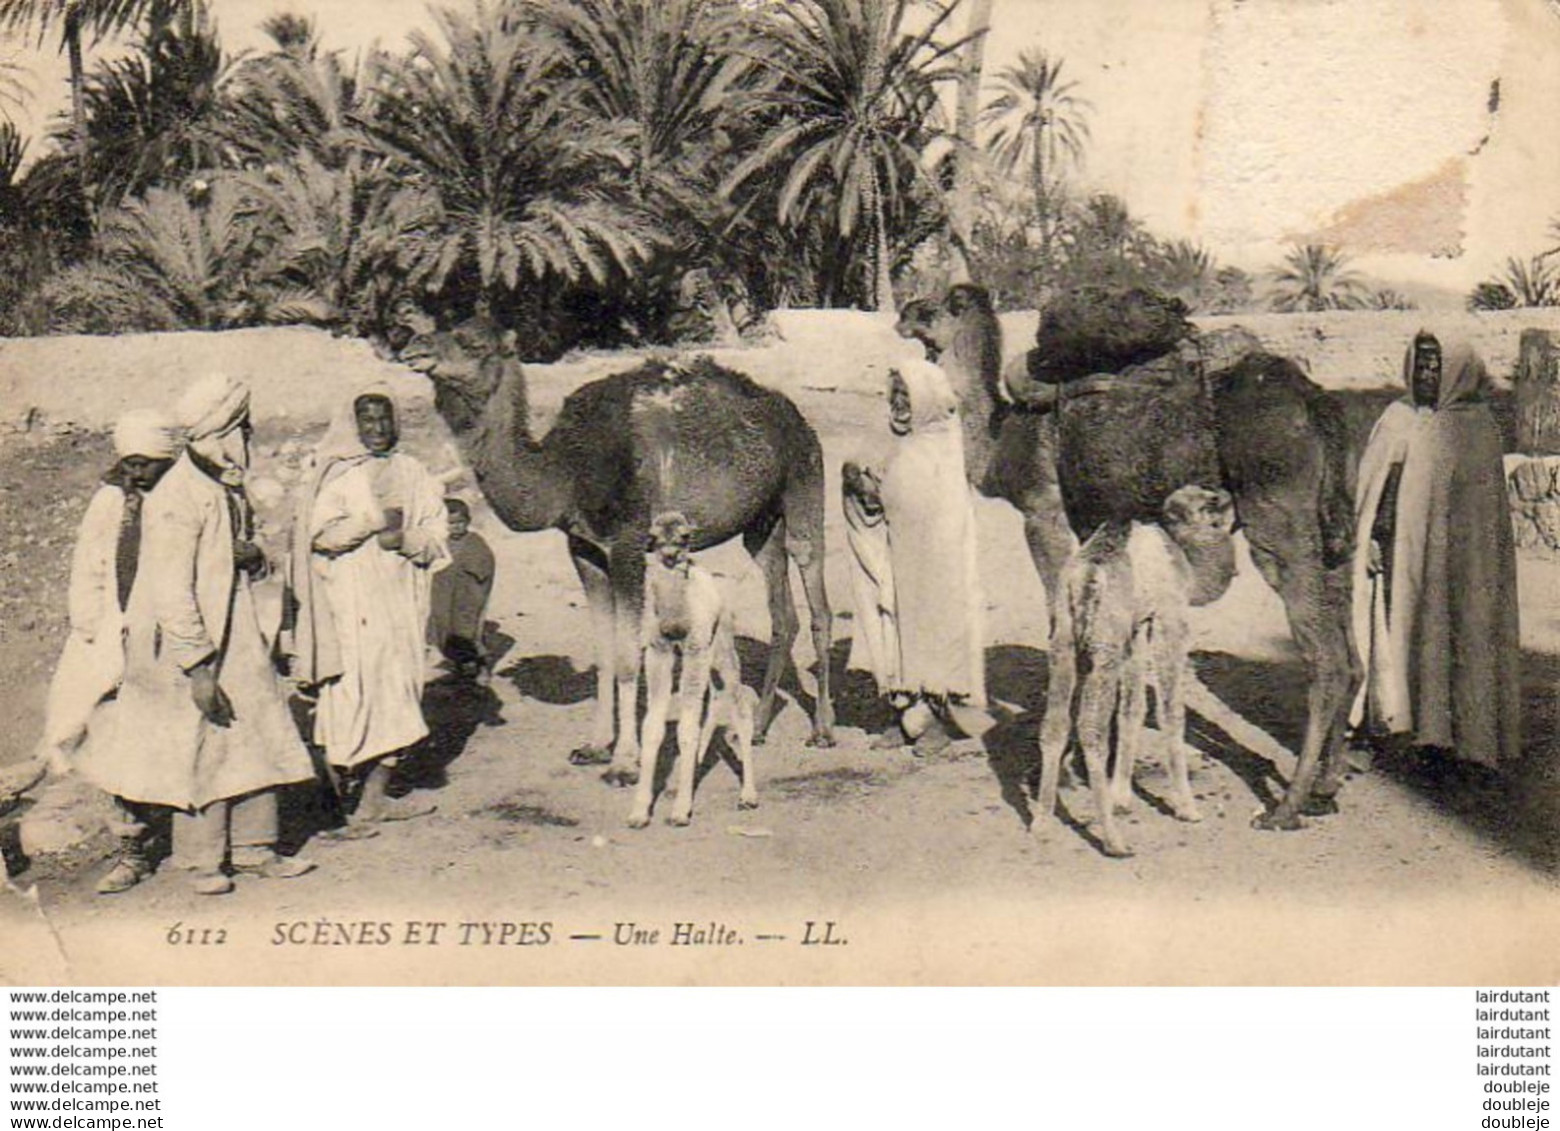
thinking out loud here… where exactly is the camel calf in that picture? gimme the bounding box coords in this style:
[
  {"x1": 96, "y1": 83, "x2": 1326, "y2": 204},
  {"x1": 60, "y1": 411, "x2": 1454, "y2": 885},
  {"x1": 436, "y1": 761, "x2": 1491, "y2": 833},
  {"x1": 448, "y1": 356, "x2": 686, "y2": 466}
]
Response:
[
  {"x1": 1036, "y1": 485, "x2": 1236, "y2": 858},
  {"x1": 628, "y1": 512, "x2": 759, "y2": 828}
]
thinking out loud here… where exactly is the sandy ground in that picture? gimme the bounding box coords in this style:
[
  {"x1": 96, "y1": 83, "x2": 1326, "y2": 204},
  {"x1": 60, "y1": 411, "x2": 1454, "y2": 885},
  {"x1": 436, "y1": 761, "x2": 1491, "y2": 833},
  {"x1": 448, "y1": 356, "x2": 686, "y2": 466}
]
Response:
[{"x1": 1, "y1": 312, "x2": 1558, "y2": 987}]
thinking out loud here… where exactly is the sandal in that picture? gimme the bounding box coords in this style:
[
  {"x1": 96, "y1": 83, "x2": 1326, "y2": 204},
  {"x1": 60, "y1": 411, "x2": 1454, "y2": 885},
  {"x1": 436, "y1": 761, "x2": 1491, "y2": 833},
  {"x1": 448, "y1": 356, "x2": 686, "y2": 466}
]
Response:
[
  {"x1": 569, "y1": 745, "x2": 614, "y2": 767},
  {"x1": 189, "y1": 871, "x2": 234, "y2": 896},
  {"x1": 95, "y1": 857, "x2": 153, "y2": 896},
  {"x1": 231, "y1": 851, "x2": 317, "y2": 880}
]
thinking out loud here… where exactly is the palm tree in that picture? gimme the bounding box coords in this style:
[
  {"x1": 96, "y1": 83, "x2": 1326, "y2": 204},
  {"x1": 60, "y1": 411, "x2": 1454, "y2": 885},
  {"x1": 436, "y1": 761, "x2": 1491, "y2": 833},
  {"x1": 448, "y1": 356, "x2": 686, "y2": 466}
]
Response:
[
  {"x1": 220, "y1": 16, "x2": 375, "y2": 167},
  {"x1": 522, "y1": 0, "x2": 750, "y2": 211},
  {"x1": 1496, "y1": 255, "x2": 1559, "y2": 307},
  {"x1": 980, "y1": 48, "x2": 1089, "y2": 266},
  {"x1": 1369, "y1": 287, "x2": 1415, "y2": 311},
  {"x1": 357, "y1": 2, "x2": 660, "y2": 321},
  {"x1": 258, "y1": 10, "x2": 316, "y2": 56},
  {"x1": 946, "y1": 0, "x2": 991, "y2": 276},
  {"x1": 0, "y1": 116, "x2": 21, "y2": 184},
  {"x1": 238, "y1": 152, "x2": 422, "y2": 334},
  {"x1": 1468, "y1": 280, "x2": 1517, "y2": 312},
  {"x1": 0, "y1": 57, "x2": 31, "y2": 120},
  {"x1": 37, "y1": 177, "x2": 270, "y2": 331},
  {"x1": 0, "y1": 0, "x2": 180, "y2": 217},
  {"x1": 60, "y1": 0, "x2": 234, "y2": 211},
  {"x1": 1153, "y1": 237, "x2": 1214, "y2": 309},
  {"x1": 1268, "y1": 242, "x2": 1367, "y2": 312},
  {"x1": 724, "y1": 0, "x2": 969, "y2": 310}
]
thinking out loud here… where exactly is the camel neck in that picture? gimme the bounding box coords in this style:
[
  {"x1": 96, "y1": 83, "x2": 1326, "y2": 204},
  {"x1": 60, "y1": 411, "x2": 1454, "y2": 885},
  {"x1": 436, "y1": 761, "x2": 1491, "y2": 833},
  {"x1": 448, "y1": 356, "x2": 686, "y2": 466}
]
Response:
[{"x1": 457, "y1": 360, "x2": 569, "y2": 532}]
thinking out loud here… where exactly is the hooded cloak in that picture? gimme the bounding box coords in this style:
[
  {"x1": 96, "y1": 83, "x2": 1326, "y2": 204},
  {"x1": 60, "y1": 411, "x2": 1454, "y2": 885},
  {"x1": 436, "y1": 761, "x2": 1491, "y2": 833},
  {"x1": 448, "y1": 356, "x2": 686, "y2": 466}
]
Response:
[{"x1": 1351, "y1": 336, "x2": 1521, "y2": 768}]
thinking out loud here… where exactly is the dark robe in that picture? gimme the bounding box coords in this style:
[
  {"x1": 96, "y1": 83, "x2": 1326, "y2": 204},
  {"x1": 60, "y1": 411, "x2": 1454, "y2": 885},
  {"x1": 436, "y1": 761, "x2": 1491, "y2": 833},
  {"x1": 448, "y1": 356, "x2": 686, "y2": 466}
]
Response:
[
  {"x1": 428, "y1": 531, "x2": 495, "y2": 667},
  {"x1": 1352, "y1": 339, "x2": 1521, "y2": 768}
]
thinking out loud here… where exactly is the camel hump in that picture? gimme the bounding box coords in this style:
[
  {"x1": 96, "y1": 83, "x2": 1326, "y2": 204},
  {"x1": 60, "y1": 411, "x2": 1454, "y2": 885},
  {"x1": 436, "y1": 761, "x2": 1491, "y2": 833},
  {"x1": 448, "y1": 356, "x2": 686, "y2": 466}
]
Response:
[
  {"x1": 1032, "y1": 285, "x2": 1194, "y2": 384},
  {"x1": 1195, "y1": 326, "x2": 1264, "y2": 374},
  {"x1": 1209, "y1": 351, "x2": 1355, "y2": 570}
]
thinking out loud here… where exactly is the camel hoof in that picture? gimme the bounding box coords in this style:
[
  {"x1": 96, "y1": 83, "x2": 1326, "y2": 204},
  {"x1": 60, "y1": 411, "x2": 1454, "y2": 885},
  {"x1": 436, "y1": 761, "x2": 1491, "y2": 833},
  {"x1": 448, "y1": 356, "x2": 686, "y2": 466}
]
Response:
[
  {"x1": 666, "y1": 813, "x2": 691, "y2": 828},
  {"x1": 1101, "y1": 838, "x2": 1135, "y2": 859},
  {"x1": 626, "y1": 813, "x2": 650, "y2": 830},
  {"x1": 1251, "y1": 808, "x2": 1305, "y2": 832},
  {"x1": 737, "y1": 798, "x2": 759, "y2": 811},
  {"x1": 805, "y1": 733, "x2": 837, "y2": 749},
  {"x1": 1173, "y1": 803, "x2": 1204, "y2": 824},
  {"x1": 569, "y1": 745, "x2": 613, "y2": 767},
  {"x1": 601, "y1": 767, "x2": 639, "y2": 788},
  {"x1": 1301, "y1": 793, "x2": 1340, "y2": 817}
]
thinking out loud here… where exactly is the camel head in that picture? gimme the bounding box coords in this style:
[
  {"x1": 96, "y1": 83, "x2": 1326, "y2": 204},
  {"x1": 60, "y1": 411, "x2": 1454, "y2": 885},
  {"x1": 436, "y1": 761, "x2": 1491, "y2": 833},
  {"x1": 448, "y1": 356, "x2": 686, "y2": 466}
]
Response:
[
  {"x1": 397, "y1": 319, "x2": 521, "y2": 435},
  {"x1": 646, "y1": 510, "x2": 696, "y2": 573},
  {"x1": 894, "y1": 297, "x2": 946, "y2": 360},
  {"x1": 1161, "y1": 484, "x2": 1237, "y2": 608},
  {"x1": 894, "y1": 285, "x2": 995, "y2": 362}
]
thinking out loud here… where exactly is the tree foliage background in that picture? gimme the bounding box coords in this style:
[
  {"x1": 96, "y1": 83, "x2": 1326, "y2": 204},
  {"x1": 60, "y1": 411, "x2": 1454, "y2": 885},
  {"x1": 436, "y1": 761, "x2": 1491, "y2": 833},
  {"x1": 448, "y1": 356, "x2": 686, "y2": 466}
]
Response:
[{"x1": 17, "y1": 0, "x2": 1557, "y2": 351}]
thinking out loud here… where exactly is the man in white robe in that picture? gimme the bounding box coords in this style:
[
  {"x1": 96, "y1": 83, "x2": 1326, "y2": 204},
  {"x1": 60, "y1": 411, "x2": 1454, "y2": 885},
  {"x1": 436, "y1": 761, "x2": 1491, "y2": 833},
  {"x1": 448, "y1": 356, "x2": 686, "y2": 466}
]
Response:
[
  {"x1": 285, "y1": 385, "x2": 449, "y2": 831},
  {"x1": 36, "y1": 409, "x2": 177, "y2": 777},
  {"x1": 77, "y1": 375, "x2": 318, "y2": 895}
]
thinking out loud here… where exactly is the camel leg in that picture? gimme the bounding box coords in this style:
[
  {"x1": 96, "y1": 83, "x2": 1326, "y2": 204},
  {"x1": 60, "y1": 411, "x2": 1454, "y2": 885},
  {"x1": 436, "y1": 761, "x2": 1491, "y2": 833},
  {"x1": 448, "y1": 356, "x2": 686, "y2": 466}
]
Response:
[
  {"x1": 783, "y1": 430, "x2": 834, "y2": 747},
  {"x1": 601, "y1": 543, "x2": 646, "y2": 787},
  {"x1": 1111, "y1": 642, "x2": 1147, "y2": 816},
  {"x1": 1021, "y1": 496, "x2": 1078, "y2": 616},
  {"x1": 732, "y1": 688, "x2": 760, "y2": 810},
  {"x1": 1311, "y1": 563, "x2": 1360, "y2": 802},
  {"x1": 1079, "y1": 645, "x2": 1132, "y2": 858},
  {"x1": 714, "y1": 625, "x2": 760, "y2": 810},
  {"x1": 1035, "y1": 588, "x2": 1078, "y2": 834},
  {"x1": 744, "y1": 518, "x2": 799, "y2": 745},
  {"x1": 568, "y1": 537, "x2": 616, "y2": 766},
  {"x1": 628, "y1": 646, "x2": 675, "y2": 828},
  {"x1": 668, "y1": 645, "x2": 711, "y2": 827},
  {"x1": 1246, "y1": 548, "x2": 1354, "y2": 830},
  {"x1": 788, "y1": 526, "x2": 835, "y2": 748},
  {"x1": 1156, "y1": 622, "x2": 1202, "y2": 823},
  {"x1": 1005, "y1": 412, "x2": 1077, "y2": 614}
]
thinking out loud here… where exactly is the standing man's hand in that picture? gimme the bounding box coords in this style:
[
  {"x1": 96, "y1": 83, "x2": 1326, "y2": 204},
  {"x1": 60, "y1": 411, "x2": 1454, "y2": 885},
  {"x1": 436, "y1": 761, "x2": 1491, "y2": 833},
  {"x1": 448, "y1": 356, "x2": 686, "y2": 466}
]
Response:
[
  {"x1": 377, "y1": 506, "x2": 406, "y2": 551},
  {"x1": 1367, "y1": 539, "x2": 1384, "y2": 576},
  {"x1": 189, "y1": 662, "x2": 234, "y2": 727},
  {"x1": 234, "y1": 540, "x2": 268, "y2": 577}
]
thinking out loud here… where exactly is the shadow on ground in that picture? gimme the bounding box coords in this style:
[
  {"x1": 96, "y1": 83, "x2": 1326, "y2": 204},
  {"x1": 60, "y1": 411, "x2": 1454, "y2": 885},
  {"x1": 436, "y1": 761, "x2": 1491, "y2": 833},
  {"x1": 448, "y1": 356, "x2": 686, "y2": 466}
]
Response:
[{"x1": 972, "y1": 640, "x2": 1557, "y2": 871}]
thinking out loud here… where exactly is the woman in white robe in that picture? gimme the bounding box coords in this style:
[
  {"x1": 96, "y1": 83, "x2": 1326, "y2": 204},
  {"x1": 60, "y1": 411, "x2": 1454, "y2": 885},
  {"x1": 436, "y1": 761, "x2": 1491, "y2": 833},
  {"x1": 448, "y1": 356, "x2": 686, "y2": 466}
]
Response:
[{"x1": 845, "y1": 359, "x2": 991, "y2": 753}]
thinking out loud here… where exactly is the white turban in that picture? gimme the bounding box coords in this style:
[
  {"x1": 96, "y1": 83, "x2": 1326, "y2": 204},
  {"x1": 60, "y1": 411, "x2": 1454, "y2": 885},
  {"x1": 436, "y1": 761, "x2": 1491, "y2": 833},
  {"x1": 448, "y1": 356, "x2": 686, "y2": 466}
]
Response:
[
  {"x1": 112, "y1": 408, "x2": 177, "y2": 459},
  {"x1": 176, "y1": 373, "x2": 251, "y2": 441}
]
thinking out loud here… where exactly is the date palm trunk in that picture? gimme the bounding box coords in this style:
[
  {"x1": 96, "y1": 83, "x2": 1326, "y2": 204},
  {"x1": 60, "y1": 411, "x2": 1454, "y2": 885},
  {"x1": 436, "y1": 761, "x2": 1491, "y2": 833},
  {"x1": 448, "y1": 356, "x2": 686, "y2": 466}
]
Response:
[
  {"x1": 65, "y1": 7, "x2": 93, "y2": 226},
  {"x1": 947, "y1": 0, "x2": 992, "y2": 285}
]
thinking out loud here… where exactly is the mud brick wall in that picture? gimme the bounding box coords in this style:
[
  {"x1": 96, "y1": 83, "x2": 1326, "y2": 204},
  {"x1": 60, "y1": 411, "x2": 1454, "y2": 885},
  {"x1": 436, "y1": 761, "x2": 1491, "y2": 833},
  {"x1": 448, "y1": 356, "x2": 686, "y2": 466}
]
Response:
[{"x1": 1508, "y1": 455, "x2": 1560, "y2": 554}]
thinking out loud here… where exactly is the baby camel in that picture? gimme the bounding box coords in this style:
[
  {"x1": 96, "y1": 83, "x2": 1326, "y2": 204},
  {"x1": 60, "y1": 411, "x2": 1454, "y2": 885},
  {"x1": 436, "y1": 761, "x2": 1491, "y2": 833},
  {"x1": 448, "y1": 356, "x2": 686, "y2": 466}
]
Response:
[
  {"x1": 628, "y1": 512, "x2": 759, "y2": 828},
  {"x1": 1036, "y1": 485, "x2": 1237, "y2": 858}
]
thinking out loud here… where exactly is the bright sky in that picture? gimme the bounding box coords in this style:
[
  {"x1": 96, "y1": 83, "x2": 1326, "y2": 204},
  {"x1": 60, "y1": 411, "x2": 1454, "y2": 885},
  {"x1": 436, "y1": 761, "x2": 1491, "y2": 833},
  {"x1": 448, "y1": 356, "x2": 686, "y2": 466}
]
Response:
[{"x1": 4, "y1": 0, "x2": 1559, "y2": 297}]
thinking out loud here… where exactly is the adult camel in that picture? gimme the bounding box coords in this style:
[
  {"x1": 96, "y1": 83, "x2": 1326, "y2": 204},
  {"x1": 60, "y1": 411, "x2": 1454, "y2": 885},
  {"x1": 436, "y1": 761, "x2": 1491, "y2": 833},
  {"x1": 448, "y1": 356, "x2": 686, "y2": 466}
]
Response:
[
  {"x1": 896, "y1": 284, "x2": 1358, "y2": 830},
  {"x1": 398, "y1": 321, "x2": 835, "y2": 786}
]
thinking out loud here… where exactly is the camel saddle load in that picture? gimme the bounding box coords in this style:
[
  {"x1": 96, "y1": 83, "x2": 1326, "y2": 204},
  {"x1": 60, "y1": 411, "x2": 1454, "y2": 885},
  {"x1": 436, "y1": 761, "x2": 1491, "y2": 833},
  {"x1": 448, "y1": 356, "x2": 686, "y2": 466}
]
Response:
[{"x1": 1016, "y1": 286, "x2": 1265, "y2": 541}]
